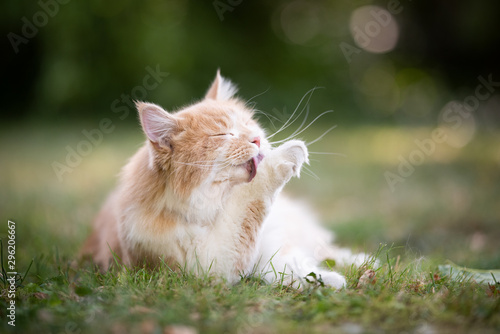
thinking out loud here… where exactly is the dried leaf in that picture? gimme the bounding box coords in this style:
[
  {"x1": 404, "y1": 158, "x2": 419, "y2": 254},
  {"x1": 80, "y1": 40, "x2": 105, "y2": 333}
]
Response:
[
  {"x1": 486, "y1": 283, "x2": 499, "y2": 297},
  {"x1": 130, "y1": 305, "x2": 156, "y2": 314},
  {"x1": 33, "y1": 292, "x2": 49, "y2": 299},
  {"x1": 357, "y1": 269, "x2": 377, "y2": 288}
]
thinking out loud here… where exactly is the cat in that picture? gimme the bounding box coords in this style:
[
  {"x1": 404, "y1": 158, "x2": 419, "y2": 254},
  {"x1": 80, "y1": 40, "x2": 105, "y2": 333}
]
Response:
[{"x1": 81, "y1": 71, "x2": 369, "y2": 289}]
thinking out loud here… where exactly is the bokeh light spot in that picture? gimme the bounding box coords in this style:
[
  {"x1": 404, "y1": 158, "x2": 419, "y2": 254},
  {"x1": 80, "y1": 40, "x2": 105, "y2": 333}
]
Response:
[
  {"x1": 280, "y1": 1, "x2": 321, "y2": 45},
  {"x1": 349, "y1": 5, "x2": 399, "y2": 53},
  {"x1": 438, "y1": 101, "x2": 477, "y2": 148}
]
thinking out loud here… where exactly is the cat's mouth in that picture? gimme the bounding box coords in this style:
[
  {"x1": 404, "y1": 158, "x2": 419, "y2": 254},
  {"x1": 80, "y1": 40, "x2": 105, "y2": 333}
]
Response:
[{"x1": 245, "y1": 153, "x2": 264, "y2": 182}]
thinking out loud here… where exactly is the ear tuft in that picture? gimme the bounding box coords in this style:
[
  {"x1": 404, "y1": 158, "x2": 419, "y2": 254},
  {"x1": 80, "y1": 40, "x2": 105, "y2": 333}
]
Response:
[
  {"x1": 136, "y1": 101, "x2": 177, "y2": 149},
  {"x1": 205, "y1": 69, "x2": 238, "y2": 101}
]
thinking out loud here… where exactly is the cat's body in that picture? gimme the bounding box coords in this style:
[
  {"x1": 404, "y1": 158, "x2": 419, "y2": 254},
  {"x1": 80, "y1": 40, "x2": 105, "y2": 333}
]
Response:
[{"x1": 82, "y1": 72, "x2": 366, "y2": 289}]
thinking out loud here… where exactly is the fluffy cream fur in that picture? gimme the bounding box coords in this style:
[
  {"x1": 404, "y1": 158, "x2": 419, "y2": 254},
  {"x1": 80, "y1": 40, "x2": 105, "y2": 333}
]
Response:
[{"x1": 81, "y1": 71, "x2": 368, "y2": 289}]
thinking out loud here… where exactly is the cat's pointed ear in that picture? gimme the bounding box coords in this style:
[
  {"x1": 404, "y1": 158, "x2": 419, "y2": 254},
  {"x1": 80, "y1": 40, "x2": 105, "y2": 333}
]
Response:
[
  {"x1": 205, "y1": 69, "x2": 238, "y2": 100},
  {"x1": 136, "y1": 101, "x2": 178, "y2": 151}
]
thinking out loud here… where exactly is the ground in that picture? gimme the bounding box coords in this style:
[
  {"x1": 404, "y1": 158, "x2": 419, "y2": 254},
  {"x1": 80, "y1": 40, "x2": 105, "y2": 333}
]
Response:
[{"x1": 0, "y1": 122, "x2": 499, "y2": 333}]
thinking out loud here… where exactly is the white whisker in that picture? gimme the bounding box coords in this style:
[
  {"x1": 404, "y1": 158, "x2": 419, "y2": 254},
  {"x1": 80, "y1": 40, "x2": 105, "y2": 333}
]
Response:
[
  {"x1": 273, "y1": 104, "x2": 311, "y2": 143},
  {"x1": 266, "y1": 87, "x2": 321, "y2": 140},
  {"x1": 173, "y1": 160, "x2": 232, "y2": 171},
  {"x1": 305, "y1": 125, "x2": 337, "y2": 146},
  {"x1": 254, "y1": 109, "x2": 280, "y2": 130},
  {"x1": 246, "y1": 87, "x2": 271, "y2": 104},
  {"x1": 308, "y1": 151, "x2": 346, "y2": 157},
  {"x1": 269, "y1": 110, "x2": 334, "y2": 145},
  {"x1": 173, "y1": 161, "x2": 219, "y2": 167},
  {"x1": 302, "y1": 165, "x2": 320, "y2": 180}
]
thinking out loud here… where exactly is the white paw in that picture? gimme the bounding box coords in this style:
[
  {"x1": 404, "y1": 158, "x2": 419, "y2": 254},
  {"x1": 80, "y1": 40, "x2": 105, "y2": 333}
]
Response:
[
  {"x1": 320, "y1": 271, "x2": 347, "y2": 290},
  {"x1": 274, "y1": 140, "x2": 309, "y2": 180},
  {"x1": 334, "y1": 252, "x2": 380, "y2": 269}
]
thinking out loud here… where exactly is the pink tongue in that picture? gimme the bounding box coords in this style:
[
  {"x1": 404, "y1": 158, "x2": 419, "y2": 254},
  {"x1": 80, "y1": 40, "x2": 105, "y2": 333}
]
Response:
[
  {"x1": 248, "y1": 157, "x2": 258, "y2": 182},
  {"x1": 247, "y1": 154, "x2": 264, "y2": 182}
]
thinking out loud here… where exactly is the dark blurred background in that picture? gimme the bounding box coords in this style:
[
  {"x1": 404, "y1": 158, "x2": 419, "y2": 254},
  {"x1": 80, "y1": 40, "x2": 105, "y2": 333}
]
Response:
[
  {"x1": 1, "y1": 0, "x2": 500, "y2": 269},
  {"x1": 2, "y1": 0, "x2": 500, "y2": 125}
]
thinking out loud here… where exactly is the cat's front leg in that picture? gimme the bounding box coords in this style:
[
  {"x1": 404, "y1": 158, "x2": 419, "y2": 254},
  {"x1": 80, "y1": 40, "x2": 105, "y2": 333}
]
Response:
[{"x1": 208, "y1": 140, "x2": 308, "y2": 282}]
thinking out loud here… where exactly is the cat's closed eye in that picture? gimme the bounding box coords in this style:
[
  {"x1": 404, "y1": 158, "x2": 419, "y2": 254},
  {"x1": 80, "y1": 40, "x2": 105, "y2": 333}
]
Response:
[{"x1": 211, "y1": 133, "x2": 234, "y2": 137}]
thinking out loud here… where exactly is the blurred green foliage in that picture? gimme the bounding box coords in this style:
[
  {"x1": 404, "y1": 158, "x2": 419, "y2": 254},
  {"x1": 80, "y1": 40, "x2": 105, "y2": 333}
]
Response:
[{"x1": 3, "y1": 0, "x2": 500, "y2": 125}]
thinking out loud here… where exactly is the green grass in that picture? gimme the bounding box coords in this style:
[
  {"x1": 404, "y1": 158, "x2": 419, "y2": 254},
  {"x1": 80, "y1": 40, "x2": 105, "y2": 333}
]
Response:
[{"x1": 1, "y1": 122, "x2": 499, "y2": 333}]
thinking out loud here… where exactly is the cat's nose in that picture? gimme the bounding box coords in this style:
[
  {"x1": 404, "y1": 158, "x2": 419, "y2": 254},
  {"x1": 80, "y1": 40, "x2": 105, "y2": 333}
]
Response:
[{"x1": 251, "y1": 136, "x2": 261, "y2": 148}]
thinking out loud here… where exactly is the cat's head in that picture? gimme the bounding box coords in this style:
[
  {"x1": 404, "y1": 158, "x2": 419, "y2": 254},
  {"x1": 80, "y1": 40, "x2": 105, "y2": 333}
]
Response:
[{"x1": 136, "y1": 71, "x2": 269, "y2": 198}]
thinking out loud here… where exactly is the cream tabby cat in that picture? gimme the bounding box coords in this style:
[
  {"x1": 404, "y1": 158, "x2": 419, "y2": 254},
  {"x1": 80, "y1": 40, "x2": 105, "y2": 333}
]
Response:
[{"x1": 81, "y1": 71, "x2": 367, "y2": 289}]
